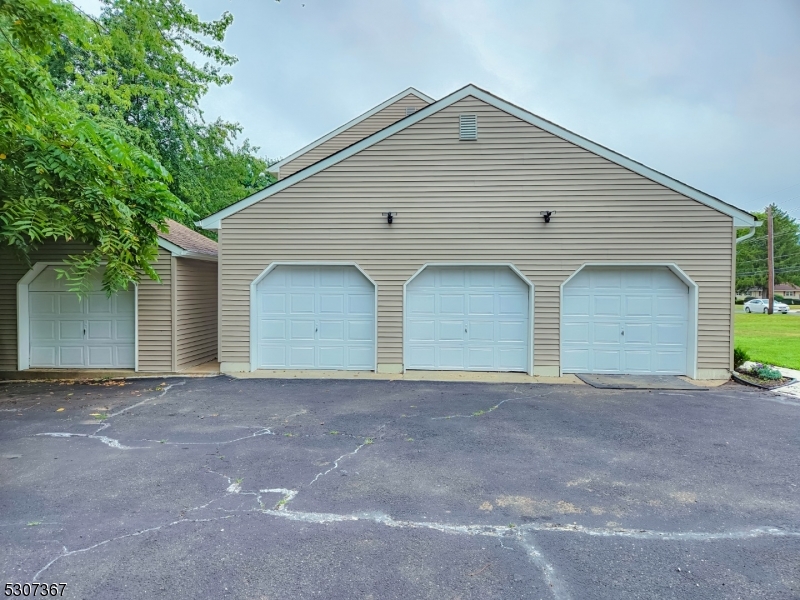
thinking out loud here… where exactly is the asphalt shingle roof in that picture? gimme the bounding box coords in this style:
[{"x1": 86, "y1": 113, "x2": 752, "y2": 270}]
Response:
[{"x1": 158, "y1": 219, "x2": 218, "y2": 256}]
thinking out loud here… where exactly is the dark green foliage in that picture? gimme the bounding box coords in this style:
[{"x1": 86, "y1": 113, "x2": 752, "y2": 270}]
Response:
[{"x1": 733, "y1": 346, "x2": 750, "y2": 370}]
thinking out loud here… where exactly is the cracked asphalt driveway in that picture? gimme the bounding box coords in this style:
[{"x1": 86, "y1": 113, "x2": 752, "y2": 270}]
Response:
[{"x1": 1, "y1": 377, "x2": 798, "y2": 599}]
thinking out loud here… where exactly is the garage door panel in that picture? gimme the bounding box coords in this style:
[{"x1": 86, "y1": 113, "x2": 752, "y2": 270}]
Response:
[
  {"x1": 291, "y1": 293, "x2": 314, "y2": 313},
  {"x1": 31, "y1": 320, "x2": 55, "y2": 341},
  {"x1": 116, "y1": 319, "x2": 135, "y2": 341},
  {"x1": 318, "y1": 320, "x2": 344, "y2": 341},
  {"x1": 261, "y1": 293, "x2": 285, "y2": 314},
  {"x1": 408, "y1": 293, "x2": 434, "y2": 314},
  {"x1": 440, "y1": 294, "x2": 465, "y2": 314},
  {"x1": 625, "y1": 323, "x2": 652, "y2": 344},
  {"x1": 656, "y1": 351, "x2": 686, "y2": 373},
  {"x1": 562, "y1": 348, "x2": 589, "y2": 372},
  {"x1": 256, "y1": 266, "x2": 375, "y2": 370},
  {"x1": 408, "y1": 320, "x2": 435, "y2": 341},
  {"x1": 467, "y1": 348, "x2": 493, "y2": 369},
  {"x1": 347, "y1": 320, "x2": 373, "y2": 341},
  {"x1": 318, "y1": 346, "x2": 345, "y2": 368},
  {"x1": 87, "y1": 320, "x2": 112, "y2": 340},
  {"x1": 88, "y1": 294, "x2": 112, "y2": 314},
  {"x1": 261, "y1": 319, "x2": 286, "y2": 340},
  {"x1": 59, "y1": 320, "x2": 84, "y2": 340},
  {"x1": 625, "y1": 296, "x2": 653, "y2": 317},
  {"x1": 439, "y1": 320, "x2": 465, "y2": 341},
  {"x1": 499, "y1": 294, "x2": 526, "y2": 315},
  {"x1": 117, "y1": 345, "x2": 134, "y2": 366},
  {"x1": 498, "y1": 348, "x2": 527, "y2": 370},
  {"x1": 593, "y1": 322, "x2": 620, "y2": 344},
  {"x1": 59, "y1": 346, "x2": 84, "y2": 366},
  {"x1": 88, "y1": 346, "x2": 114, "y2": 367},
  {"x1": 593, "y1": 350, "x2": 621, "y2": 372},
  {"x1": 563, "y1": 322, "x2": 589, "y2": 343},
  {"x1": 31, "y1": 294, "x2": 55, "y2": 314},
  {"x1": 289, "y1": 346, "x2": 315, "y2": 367},
  {"x1": 348, "y1": 294, "x2": 374, "y2": 315},
  {"x1": 319, "y1": 294, "x2": 344, "y2": 314},
  {"x1": 30, "y1": 347, "x2": 56, "y2": 367},
  {"x1": 498, "y1": 321, "x2": 526, "y2": 343},
  {"x1": 562, "y1": 266, "x2": 688, "y2": 375},
  {"x1": 290, "y1": 320, "x2": 315, "y2": 340},
  {"x1": 59, "y1": 294, "x2": 82, "y2": 314},
  {"x1": 439, "y1": 346, "x2": 465, "y2": 368},
  {"x1": 348, "y1": 346, "x2": 374, "y2": 368},
  {"x1": 469, "y1": 294, "x2": 494, "y2": 315},
  {"x1": 469, "y1": 321, "x2": 494, "y2": 341},
  {"x1": 594, "y1": 296, "x2": 622, "y2": 317},
  {"x1": 563, "y1": 295, "x2": 590, "y2": 317},
  {"x1": 406, "y1": 266, "x2": 529, "y2": 372},
  {"x1": 624, "y1": 350, "x2": 651, "y2": 372}
]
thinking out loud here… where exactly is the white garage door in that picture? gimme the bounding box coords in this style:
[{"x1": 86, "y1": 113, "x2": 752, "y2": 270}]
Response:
[
  {"x1": 29, "y1": 267, "x2": 135, "y2": 368},
  {"x1": 406, "y1": 266, "x2": 529, "y2": 372},
  {"x1": 256, "y1": 265, "x2": 375, "y2": 370},
  {"x1": 561, "y1": 267, "x2": 689, "y2": 374}
]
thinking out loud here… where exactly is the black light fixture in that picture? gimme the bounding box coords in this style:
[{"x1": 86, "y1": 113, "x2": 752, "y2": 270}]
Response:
[
  {"x1": 382, "y1": 212, "x2": 396, "y2": 224},
  {"x1": 540, "y1": 210, "x2": 556, "y2": 223}
]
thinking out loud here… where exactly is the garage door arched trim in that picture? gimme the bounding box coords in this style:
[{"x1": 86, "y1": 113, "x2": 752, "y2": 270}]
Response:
[
  {"x1": 249, "y1": 262, "x2": 378, "y2": 372},
  {"x1": 17, "y1": 262, "x2": 140, "y2": 371},
  {"x1": 402, "y1": 263, "x2": 534, "y2": 375},
  {"x1": 559, "y1": 263, "x2": 698, "y2": 379}
]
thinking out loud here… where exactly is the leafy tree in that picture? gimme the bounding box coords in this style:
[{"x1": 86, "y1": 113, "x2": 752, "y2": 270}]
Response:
[
  {"x1": 0, "y1": 0, "x2": 190, "y2": 293},
  {"x1": 736, "y1": 205, "x2": 800, "y2": 292},
  {"x1": 49, "y1": 0, "x2": 275, "y2": 230}
]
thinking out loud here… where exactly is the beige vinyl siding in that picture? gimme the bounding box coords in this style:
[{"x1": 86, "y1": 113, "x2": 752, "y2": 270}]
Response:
[
  {"x1": 137, "y1": 247, "x2": 173, "y2": 372},
  {"x1": 175, "y1": 257, "x2": 218, "y2": 369},
  {"x1": 0, "y1": 242, "x2": 94, "y2": 371},
  {"x1": 278, "y1": 93, "x2": 432, "y2": 179},
  {"x1": 221, "y1": 96, "x2": 734, "y2": 373}
]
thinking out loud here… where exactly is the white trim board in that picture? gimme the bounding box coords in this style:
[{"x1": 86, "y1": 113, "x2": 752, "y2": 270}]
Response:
[
  {"x1": 197, "y1": 84, "x2": 756, "y2": 231},
  {"x1": 558, "y1": 262, "x2": 699, "y2": 379},
  {"x1": 267, "y1": 87, "x2": 434, "y2": 177},
  {"x1": 402, "y1": 263, "x2": 535, "y2": 376},
  {"x1": 16, "y1": 262, "x2": 140, "y2": 372},
  {"x1": 248, "y1": 262, "x2": 379, "y2": 373}
]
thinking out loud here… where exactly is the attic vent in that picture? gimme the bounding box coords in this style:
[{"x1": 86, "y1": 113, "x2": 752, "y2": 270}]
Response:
[
  {"x1": 459, "y1": 114, "x2": 478, "y2": 140},
  {"x1": 405, "y1": 106, "x2": 418, "y2": 116}
]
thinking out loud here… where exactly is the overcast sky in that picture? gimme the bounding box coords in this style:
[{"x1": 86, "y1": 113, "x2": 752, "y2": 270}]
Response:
[{"x1": 75, "y1": 0, "x2": 800, "y2": 216}]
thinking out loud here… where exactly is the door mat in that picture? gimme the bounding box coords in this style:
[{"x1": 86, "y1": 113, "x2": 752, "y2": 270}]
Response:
[{"x1": 575, "y1": 374, "x2": 708, "y2": 390}]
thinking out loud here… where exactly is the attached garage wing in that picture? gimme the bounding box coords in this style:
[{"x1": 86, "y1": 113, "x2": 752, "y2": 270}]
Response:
[
  {"x1": 405, "y1": 266, "x2": 531, "y2": 372},
  {"x1": 561, "y1": 266, "x2": 690, "y2": 375},
  {"x1": 255, "y1": 265, "x2": 376, "y2": 370}
]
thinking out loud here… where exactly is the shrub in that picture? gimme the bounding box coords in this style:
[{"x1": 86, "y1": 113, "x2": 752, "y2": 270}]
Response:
[
  {"x1": 733, "y1": 346, "x2": 750, "y2": 370},
  {"x1": 755, "y1": 365, "x2": 783, "y2": 380}
]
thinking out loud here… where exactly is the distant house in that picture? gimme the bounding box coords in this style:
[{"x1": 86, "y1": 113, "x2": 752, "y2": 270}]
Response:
[{"x1": 741, "y1": 283, "x2": 800, "y2": 299}]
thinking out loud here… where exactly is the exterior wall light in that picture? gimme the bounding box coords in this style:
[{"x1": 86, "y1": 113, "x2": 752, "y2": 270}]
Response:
[
  {"x1": 540, "y1": 211, "x2": 556, "y2": 223},
  {"x1": 382, "y1": 212, "x2": 396, "y2": 224}
]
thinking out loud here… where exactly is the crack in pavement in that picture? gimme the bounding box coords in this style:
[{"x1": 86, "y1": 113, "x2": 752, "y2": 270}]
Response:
[
  {"x1": 30, "y1": 471, "x2": 800, "y2": 598},
  {"x1": 431, "y1": 389, "x2": 551, "y2": 420},
  {"x1": 32, "y1": 382, "x2": 187, "y2": 450},
  {"x1": 142, "y1": 426, "x2": 275, "y2": 446}
]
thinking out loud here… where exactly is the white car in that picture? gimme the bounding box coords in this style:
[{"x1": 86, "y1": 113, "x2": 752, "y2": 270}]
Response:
[{"x1": 744, "y1": 298, "x2": 789, "y2": 314}]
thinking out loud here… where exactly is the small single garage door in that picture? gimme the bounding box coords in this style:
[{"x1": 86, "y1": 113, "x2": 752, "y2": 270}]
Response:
[
  {"x1": 29, "y1": 266, "x2": 135, "y2": 368},
  {"x1": 406, "y1": 266, "x2": 529, "y2": 372},
  {"x1": 256, "y1": 265, "x2": 375, "y2": 370},
  {"x1": 562, "y1": 266, "x2": 688, "y2": 374}
]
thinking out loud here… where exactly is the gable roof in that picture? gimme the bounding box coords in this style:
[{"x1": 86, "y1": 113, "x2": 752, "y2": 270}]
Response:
[
  {"x1": 199, "y1": 84, "x2": 756, "y2": 230},
  {"x1": 267, "y1": 87, "x2": 434, "y2": 176},
  {"x1": 157, "y1": 219, "x2": 218, "y2": 260}
]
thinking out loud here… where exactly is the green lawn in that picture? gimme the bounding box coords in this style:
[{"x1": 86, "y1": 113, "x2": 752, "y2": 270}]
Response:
[{"x1": 735, "y1": 312, "x2": 800, "y2": 369}]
